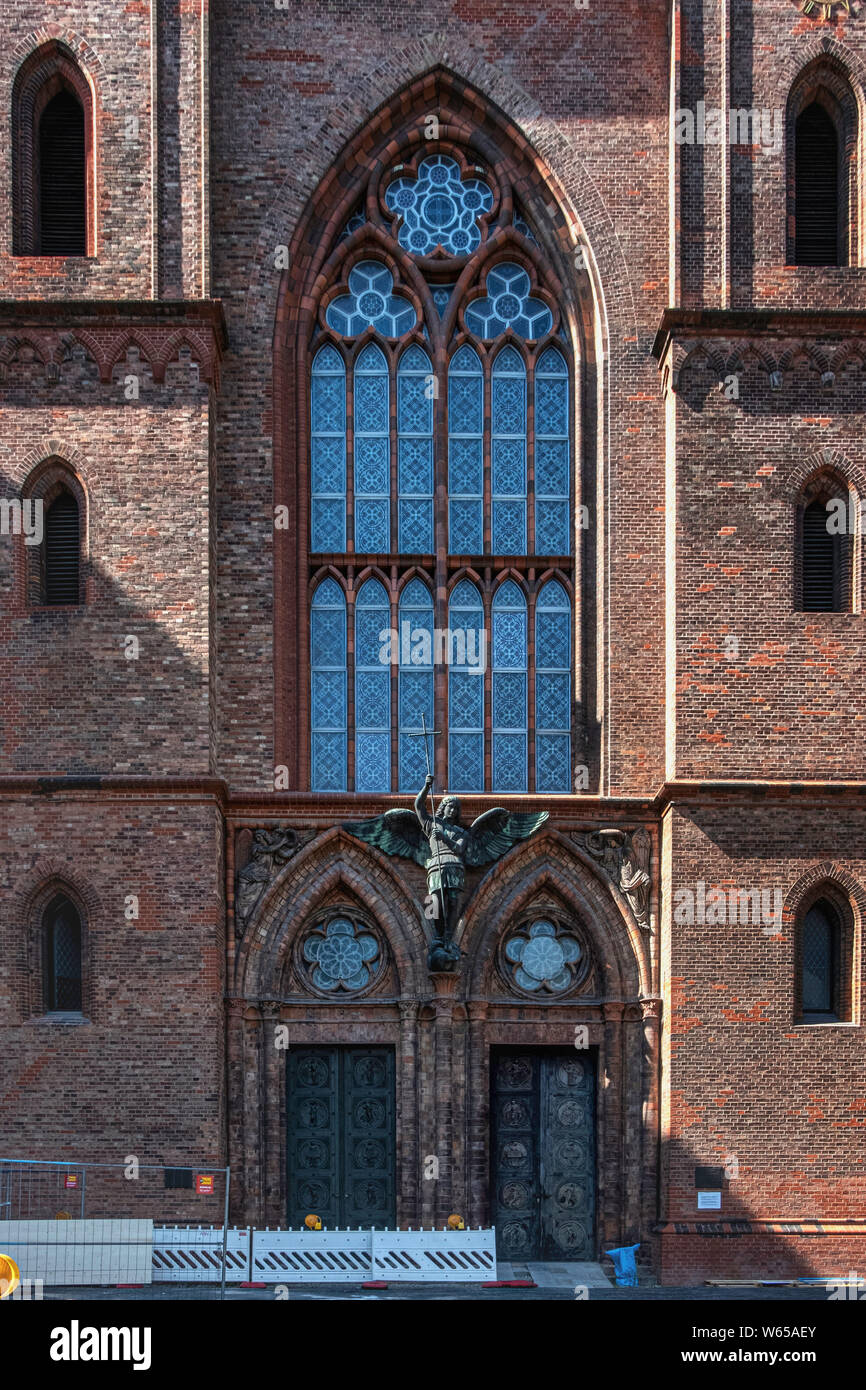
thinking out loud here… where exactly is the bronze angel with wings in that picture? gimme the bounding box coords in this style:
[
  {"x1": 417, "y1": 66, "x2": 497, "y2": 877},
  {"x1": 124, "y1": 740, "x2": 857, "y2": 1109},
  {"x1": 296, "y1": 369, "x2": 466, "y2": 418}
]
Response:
[{"x1": 345, "y1": 777, "x2": 548, "y2": 972}]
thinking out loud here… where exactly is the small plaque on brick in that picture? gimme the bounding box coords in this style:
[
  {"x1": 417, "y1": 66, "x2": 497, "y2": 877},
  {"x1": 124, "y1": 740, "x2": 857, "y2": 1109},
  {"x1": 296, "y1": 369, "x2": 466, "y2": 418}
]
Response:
[{"x1": 694, "y1": 1165, "x2": 724, "y2": 1189}]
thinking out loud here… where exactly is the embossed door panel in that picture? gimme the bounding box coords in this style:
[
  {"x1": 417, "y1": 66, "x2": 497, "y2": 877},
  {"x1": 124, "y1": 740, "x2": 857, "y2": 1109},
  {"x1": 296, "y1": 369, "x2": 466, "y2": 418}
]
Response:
[
  {"x1": 287, "y1": 1047, "x2": 396, "y2": 1229},
  {"x1": 490, "y1": 1052, "x2": 539, "y2": 1261},
  {"x1": 491, "y1": 1049, "x2": 595, "y2": 1261},
  {"x1": 539, "y1": 1053, "x2": 595, "y2": 1259},
  {"x1": 342, "y1": 1048, "x2": 395, "y2": 1228}
]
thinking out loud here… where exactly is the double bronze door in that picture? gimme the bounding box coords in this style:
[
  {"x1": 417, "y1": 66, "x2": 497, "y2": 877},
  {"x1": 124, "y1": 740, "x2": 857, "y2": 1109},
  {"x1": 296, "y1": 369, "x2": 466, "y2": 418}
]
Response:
[
  {"x1": 287, "y1": 1046, "x2": 396, "y2": 1229},
  {"x1": 491, "y1": 1048, "x2": 596, "y2": 1260}
]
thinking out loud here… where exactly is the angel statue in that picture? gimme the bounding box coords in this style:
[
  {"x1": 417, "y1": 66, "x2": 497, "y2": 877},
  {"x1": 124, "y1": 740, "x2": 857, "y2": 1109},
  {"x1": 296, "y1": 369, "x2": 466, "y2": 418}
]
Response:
[{"x1": 344, "y1": 776, "x2": 548, "y2": 973}]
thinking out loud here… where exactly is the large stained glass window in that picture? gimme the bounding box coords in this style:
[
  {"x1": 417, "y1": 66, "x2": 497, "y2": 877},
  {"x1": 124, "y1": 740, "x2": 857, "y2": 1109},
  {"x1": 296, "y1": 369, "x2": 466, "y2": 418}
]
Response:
[{"x1": 307, "y1": 140, "x2": 573, "y2": 792}]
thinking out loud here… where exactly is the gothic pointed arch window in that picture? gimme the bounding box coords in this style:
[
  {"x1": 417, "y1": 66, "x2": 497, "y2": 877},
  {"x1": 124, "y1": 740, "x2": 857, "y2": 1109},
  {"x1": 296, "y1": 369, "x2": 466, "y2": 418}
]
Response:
[
  {"x1": 310, "y1": 577, "x2": 347, "y2": 790},
  {"x1": 492, "y1": 580, "x2": 528, "y2": 792},
  {"x1": 448, "y1": 578, "x2": 485, "y2": 791},
  {"x1": 787, "y1": 62, "x2": 858, "y2": 267},
  {"x1": 398, "y1": 578, "x2": 434, "y2": 791},
  {"x1": 302, "y1": 133, "x2": 574, "y2": 792}
]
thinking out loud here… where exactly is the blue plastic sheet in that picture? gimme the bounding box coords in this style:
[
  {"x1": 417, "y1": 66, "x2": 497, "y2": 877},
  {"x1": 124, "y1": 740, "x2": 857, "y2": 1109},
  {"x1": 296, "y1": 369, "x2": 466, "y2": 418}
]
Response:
[{"x1": 605, "y1": 1242, "x2": 640, "y2": 1286}]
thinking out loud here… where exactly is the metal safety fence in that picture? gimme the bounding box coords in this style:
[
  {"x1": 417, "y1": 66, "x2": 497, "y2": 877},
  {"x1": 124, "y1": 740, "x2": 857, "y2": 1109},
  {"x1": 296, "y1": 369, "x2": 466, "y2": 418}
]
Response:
[
  {"x1": 0, "y1": 1157, "x2": 230, "y2": 1298},
  {"x1": 0, "y1": 1158, "x2": 497, "y2": 1294}
]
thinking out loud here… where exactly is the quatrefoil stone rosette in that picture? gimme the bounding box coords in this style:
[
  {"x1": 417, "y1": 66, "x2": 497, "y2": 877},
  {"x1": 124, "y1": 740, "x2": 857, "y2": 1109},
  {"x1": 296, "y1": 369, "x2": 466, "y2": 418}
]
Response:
[{"x1": 499, "y1": 917, "x2": 591, "y2": 998}]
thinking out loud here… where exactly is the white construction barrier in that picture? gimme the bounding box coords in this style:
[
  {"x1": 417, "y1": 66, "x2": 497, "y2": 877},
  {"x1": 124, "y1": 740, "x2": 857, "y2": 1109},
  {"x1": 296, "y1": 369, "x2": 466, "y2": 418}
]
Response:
[
  {"x1": 152, "y1": 1226, "x2": 250, "y2": 1282},
  {"x1": 0, "y1": 1219, "x2": 153, "y2": 1286},
  {"x1": 0, "y1": 1220, "x2": 497, "y2": 1286},
  {"x1": 372, "y1": 1228, "x2": 496, "y2": 1282},
  {"x1": 251, "y1": 1227, "x2": 372, "y2": 1281},
  {"x1": 250, "y1": 1226, "x2": 496, "y2": 1284}
]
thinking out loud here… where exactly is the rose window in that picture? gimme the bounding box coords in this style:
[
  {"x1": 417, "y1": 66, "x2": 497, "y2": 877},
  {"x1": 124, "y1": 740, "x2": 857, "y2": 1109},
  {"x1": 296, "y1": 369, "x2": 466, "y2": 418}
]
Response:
[
  {"x1": 504, "y1": 918, "x2": 583, "y2": 994},
  {"x1": 385, "y1": 155, "x2": 494, "y2": 256},
  {"x1": 302, "y1": 915, "x2": 380, "y2": 992}
]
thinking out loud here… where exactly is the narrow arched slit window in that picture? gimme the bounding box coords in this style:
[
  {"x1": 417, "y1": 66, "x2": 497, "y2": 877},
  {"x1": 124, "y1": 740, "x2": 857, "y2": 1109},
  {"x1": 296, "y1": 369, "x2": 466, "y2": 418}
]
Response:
[
  {"x1": 800, "y1": 899, "x2": 841, "y2": 1021},
  {"x1": 801, "y1": 497, "x2": 843, "y2": 611},
  {"x1": 13, "y1": 43, "x2": 95, "y2": 257},
  {"x1": 44, "y1": 491, "x2": 80, "y2": 605},
  {"x1": 795, "y1": 103, "x2": 841, "y2": 266},
  {"x1": 44, "y1": 895, "x2": 83, "y2": 1013}
]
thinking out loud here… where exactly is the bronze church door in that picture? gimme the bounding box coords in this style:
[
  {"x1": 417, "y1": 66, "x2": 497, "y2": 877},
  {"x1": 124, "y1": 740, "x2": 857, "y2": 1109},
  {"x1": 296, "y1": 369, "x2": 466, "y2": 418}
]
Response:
[
  {"x1": 287, "y1": 1047, "x2": 396, "y2": 1229},
  {"x1": 491, "y1": 1049, "x2": 596, "y2": 1261}
]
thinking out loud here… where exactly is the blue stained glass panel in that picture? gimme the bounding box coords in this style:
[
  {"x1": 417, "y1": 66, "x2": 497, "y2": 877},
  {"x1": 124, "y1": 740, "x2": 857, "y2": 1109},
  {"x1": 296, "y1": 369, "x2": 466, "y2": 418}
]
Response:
[
  {"x1": 535, "y1": 580, "x2": 571, "y2": 793},
  {"x1": 326, "y1": 261, "x2": 417, "y2": 338},
  {"x1": 464, "y1": 263, "x2": 553, "y2": 341},
  {"x1": 448, "y1": 345, "x2": 484, "y2": 554},
  {"x1": 311, "y1": 347, "x2": 346, "y2": 551},
  {"x1": 311, "y1": 578, "x2": 347, "y2": 790},
  {"x1": 355, "y1": 578, "x2": 391, "y2": 792},
  {"x1": 535, "y1": 347, "x2": 570, "y2": 556},
  {"x1": 448, "y1": 579, "x2": 485, "y2": 790},
  {"x1": 353, "y1": 344, "x2": 390, "y2": 553},
  {"x1": 513, "y1": 211, "x2": 539, "y2": 246},
  {"x1": 431, "y1": 284, "x2": 455, "y2": 316},
  {"x1": 492, "y1": 348, "x2": 526, "y2": 554},
  {"x1": 398, "y1": 346, "x2": 433, "y2": 552},
  {"x1": 492, "y1": 581, "x2": 527, "y2": 791},
  {"x1": 398, "y1": 579, "x2": 434, "y2": 791}
]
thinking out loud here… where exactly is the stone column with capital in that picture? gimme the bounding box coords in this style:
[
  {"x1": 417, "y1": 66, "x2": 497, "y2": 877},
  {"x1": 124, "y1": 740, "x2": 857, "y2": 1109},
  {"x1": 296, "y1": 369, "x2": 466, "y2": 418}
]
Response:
[
  {"x1": 430, "y1": 971, "x2": 458, "y2": 1224},
  {"x1": 241, "y1": 1003, "x2": 264, "y2": 1226},
  {"x1": 398, "y1": 1000, "x2": 420, "y2": 1224},
  {"x1": 225, "y1": 998, "x2": 249, "y2": 1222},
  {"x1": 466, "y1": 1000, "x2": 489, "y2": 1226},
  {"x1": 260, "y1": 999, "x2": 284, "y2": 1227},
  {"x1": 640, "y1": 996, "x2": 663, "y2": 1236},
  {"x1": 600, "y1": 999, "x2": 625, "y2": 1247}
]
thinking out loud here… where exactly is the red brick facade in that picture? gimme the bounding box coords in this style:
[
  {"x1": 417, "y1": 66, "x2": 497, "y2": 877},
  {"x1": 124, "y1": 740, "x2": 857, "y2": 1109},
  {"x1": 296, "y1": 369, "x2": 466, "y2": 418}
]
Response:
[{"x1": 0, "y1": 1, "x2": 864, "y2": 1284}]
